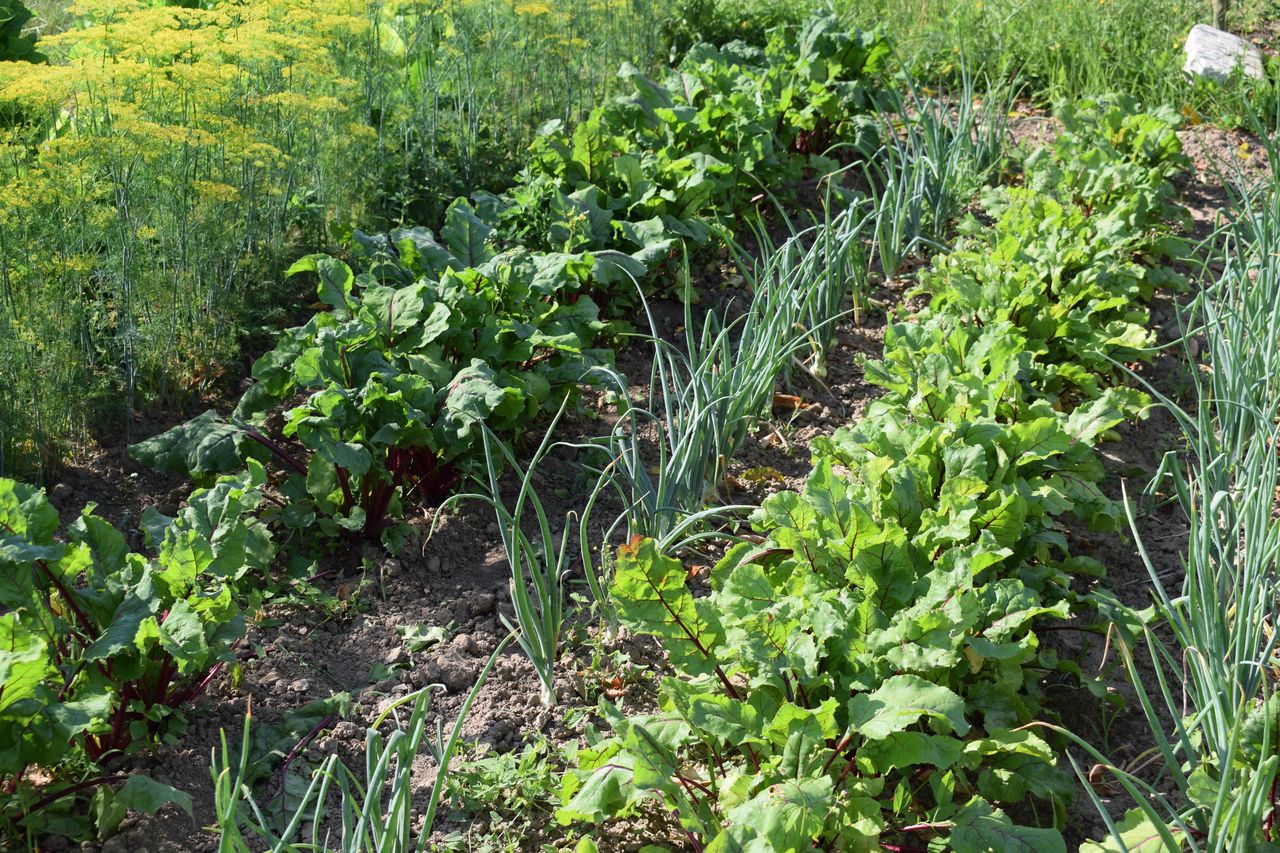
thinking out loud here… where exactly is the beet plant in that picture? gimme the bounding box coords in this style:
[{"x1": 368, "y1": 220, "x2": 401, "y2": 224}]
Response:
[
  {"x1": 0, "y1": 467, "x2": 272, "y2": 842},
  {"x1": 557, "y1": 100, "x2": 1188, "y2": 852},
  {"x1": 132, "y1": 207, "x2": 613, "y2": 549}
]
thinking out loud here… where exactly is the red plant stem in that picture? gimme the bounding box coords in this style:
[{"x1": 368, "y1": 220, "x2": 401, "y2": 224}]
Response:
[
  {"x1": 676, "y1": 773, "x2": 715, "y2": 799},
  {"x1": 18, "y1": 775, "x2": 125, "y2": 821},
  {"x1": 241, "y1": 427, "x2": 308, "y2": 477},
  {"x1": 334, "y1": 466, "x2": 356, "y2": 513},
  {"x1": 833, "y1": 748, "x2": 860, "y2": 790},
  {"x1": 149, "y1": 657, "x2": 175, "y2": 707},
  {"x1": 672, "y1": 811, "x2": 704, "y2": 853},
  {"x1": 278, "y1": 713, "x2": 337, "y2": 813},
  {"x1": 821, "y1": 731, "x2": 855, "y2": 775},
  {"x1": 792, "y1": 670, "x2": 810, "y2": 707},
  {"x1": 167, "y1": 661, "x2": 225, "y2": 708},
  {"x1": 35, "y1": 560, "x2": 95, "y2": 637},
  {"x1": 88, "y1": 681, "x2": 135, "y2": 760}
]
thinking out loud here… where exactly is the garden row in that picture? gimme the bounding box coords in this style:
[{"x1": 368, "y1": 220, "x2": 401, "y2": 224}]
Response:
[
  {"x1": 554, "y1": 98, "x2": 1190, "y2": 850},
  {"x1": 0, "y1": 18, "x2": 896, "y2": 845}
]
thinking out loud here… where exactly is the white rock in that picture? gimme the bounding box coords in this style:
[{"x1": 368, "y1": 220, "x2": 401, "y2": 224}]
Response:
[{"x1": 1183, "y1": 24, "x2": 1264, "y2": 82}]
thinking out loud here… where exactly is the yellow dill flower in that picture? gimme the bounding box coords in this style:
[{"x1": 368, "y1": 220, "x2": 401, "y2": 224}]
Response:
[{"x1": 191, "y1": 180, "x2": 241, "y2": 203}]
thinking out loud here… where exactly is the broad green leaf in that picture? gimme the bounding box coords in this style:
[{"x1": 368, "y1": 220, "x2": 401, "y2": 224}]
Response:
[
  {"x1": 613, "y1": 538, "x2": 722, "y2": 676},
  {"x1": 128, "y1": 411, "x2": 246, "y2": 478},
  {"x1": 1079, "y1": 808, "x2": 1185, "y2": 852},
  {"x1": 440, "y1": 198, "x2": 494, "y2": 266},
  {"x1": 288, "y1": 254, "x2": 355, "y2": 317},
  {"x1": 848, "y1": 674, "x2": 969, "y2": 739},
  {"x1": 112, "y1": 774, "x2": 194, "y2": 818},
  {"x1": 0, "y1": 614, "x2": 50, "y2": 713},
  {"x1": 856, "y1": 732, "x2": 964, "y2": 774},
  {"x1": 948, "y1": 799, "x2": 1065, "y2": 853},
  {"x1": 720, "y1": 776, "x2": 833, "y2": 851}
]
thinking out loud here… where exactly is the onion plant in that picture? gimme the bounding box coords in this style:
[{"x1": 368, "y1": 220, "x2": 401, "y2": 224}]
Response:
[
  {"x1": 1064, "y1": 168, "x2": 1280, "y2": 850},
  {"x1": 585, "y1": 247, "x2": 829, "y2": 551},
  {"x1": 452, "y1": 412, "x2": 575, "y2": 708},
  {"x1": 736, "y1": 200, "x2": 873, "y2": 373},
  {"x1": 211, "y1": 633, "x2": 513, "y2": 852},
  {"x1": 863, "y1": 68, "x2": 1012, "y2": 277}
]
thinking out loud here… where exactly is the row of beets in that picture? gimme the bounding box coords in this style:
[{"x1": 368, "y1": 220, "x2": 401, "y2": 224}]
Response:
[{"x1": 560, "y1": 97, "x2": 1189, "y2": 851}]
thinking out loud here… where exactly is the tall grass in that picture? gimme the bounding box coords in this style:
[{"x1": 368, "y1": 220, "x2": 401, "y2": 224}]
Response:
[{"x1": 839, "y1": 0, "x2": 1201, "y2": 106}]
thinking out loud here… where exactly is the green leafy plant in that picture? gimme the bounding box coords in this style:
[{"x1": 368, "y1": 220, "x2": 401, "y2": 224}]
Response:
[
  {"x1": 0, "y1": 0, "x2": 44, "y2": 63},
  {"x1": 444, "y1": 735, "x2": 559, "y2": 821},
  {"x1": 131, "y1": 217, "x2": 612, "y2": 548},
  {"x1": 493, "y1": 15, "x2": 889, "y2": 298},
  {"x1": 556, "y1": 100, "x2": 1187, "y2": 852},
  {"x1": 0, "y1": 467, "x2": 272, "y2": 843}
]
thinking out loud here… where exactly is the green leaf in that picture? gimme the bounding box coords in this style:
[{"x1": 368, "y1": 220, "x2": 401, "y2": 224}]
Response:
[
  {"x1": 112, "y1": 774, "x2": 194, "y2": 818},
  {"x1": 857, "y1": 732, "x2": 964, "y2": 774},
  {"x1": 84, "y1": 593, "x2": 156, "y2": 662},
  {"x1": 948, "y1": 799, "x2": 1065, "y2": 853},
  {"x1": 157, "y1": 599, "x2": 212, "y2": 673},
  {"x1": 445, "y1": 360, "x2": 509, "y2": 435},
  {"x1": 848, "y1": 675, "x2": 970, "y2": 739},
  {"x1": 288, "y1": 254, "x2": 355, "y2": 317},
  {"x1": 440, "y1": 198, "x2": 495, "y2": 266},
  {"x1": 1079, "y1": 808, "x2": 1185, "y2": 852},
  {"x1": 128, "y1": 411, "x2": 246, "y2": 478},
  {"x1": 0, "y1": 613, "x2": 50, "y2": 713},
  {"x1": 720, "y1": 777, "x2": 833, "y2": 851},
  {"x1": 613, "y1": 538, "x2": 723, "y2": 677}
]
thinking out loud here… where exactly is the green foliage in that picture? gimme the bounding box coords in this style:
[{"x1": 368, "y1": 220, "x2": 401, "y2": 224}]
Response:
[
  {"x1": 0, "y1": 468, "x2": 271, "y2": 841},
  {"x1": 495, "y1": 16, "x2": 888, "y2": 294},
  {"x1": 0, "y1": 0, "x2": 44, "y2": 63},
  {"x1": 858, "y1": 71, "x2": 1013, "y2": 278},
  {"x1": 445, "y1": 736, "x2": 559, "y2": 820},
  {"x1": 131, "y1": 222, "x2": 613, "y2": 547},
  {"x1": 1076, "y1": 131, "x2": 1280, "y2": 852},
  {"x1": 0, "y1": 0, "x2": 667, "y2": 479},
  {"x1": 909, "y1": 95, "x2": 1186, "y2": 412},
  {"x1": 557, "y1": 101, "x2": 1186, "y2": 850},
  {"x1": 838, "y1": 0, "x2": 1198, "y2": 110},
  {"x1": 656, "y1": 0, "x2": 811, "y2": 61}
]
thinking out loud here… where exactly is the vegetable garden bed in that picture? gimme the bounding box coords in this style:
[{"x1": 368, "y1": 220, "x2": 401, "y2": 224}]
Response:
[{"x1": 3, "y1": 5, "x2": 1279, "y2": 852}]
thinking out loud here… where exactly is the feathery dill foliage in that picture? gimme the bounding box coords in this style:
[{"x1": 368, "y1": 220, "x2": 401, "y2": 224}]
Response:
[
  {"x1": 0, "y1": 0, "x2": 661, "y2": 479},
  {"x1": 0, "y1": 0, "x2": 382, "y2": 477}
]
